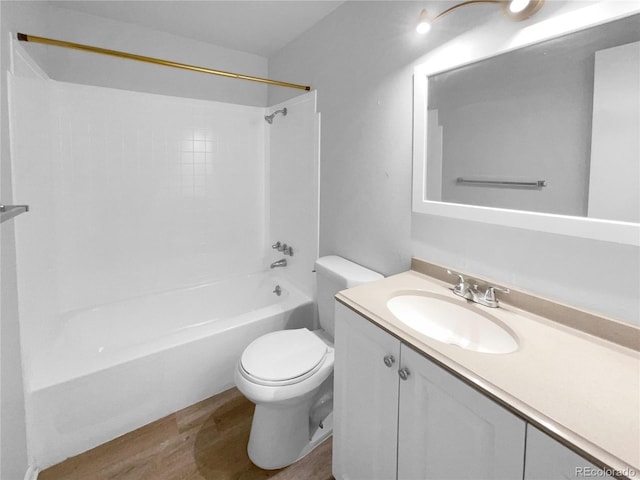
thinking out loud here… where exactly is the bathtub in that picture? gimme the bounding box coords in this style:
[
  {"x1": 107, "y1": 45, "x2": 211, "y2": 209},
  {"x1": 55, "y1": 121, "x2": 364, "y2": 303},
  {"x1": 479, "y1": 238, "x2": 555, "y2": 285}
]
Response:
[{"x1": 27, "y1": 272, "x2": 314, "y2": 469}]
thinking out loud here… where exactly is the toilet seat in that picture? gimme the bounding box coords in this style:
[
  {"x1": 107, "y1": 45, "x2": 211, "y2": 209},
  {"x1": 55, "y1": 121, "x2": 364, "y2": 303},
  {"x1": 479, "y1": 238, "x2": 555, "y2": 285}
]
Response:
[{"x1": 240, "y1": 328, "x2": 329, "y2": 386}]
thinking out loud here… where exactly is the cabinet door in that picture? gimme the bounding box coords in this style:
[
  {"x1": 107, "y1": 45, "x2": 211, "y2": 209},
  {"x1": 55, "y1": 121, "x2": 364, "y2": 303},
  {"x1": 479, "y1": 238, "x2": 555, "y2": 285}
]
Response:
[
  {"x1": 525, "y1": 425, "x2": 615, "y2": 480},
  {"x1": 397, "y1": 345, "x2": 526, "y2": 480},
  {"x1": 333, "y1": 303, "x2": 401, "y2": 480}
]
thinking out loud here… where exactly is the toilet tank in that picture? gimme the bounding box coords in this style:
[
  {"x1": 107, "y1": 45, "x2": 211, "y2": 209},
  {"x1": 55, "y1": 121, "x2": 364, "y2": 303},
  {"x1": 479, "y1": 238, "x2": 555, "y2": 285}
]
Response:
[{"x1": 315, "y1": 255, "x2": 383, "y2": 339}]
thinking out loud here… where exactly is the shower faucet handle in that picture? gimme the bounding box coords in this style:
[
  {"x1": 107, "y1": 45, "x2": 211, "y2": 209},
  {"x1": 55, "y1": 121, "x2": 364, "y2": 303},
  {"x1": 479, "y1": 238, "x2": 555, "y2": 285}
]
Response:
[{"x1": 272, "y1": 241, "x2": 292, "y2": 255}]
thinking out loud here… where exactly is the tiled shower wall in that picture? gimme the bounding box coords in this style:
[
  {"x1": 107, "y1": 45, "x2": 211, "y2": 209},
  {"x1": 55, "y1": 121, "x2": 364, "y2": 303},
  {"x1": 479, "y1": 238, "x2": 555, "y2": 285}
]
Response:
[{"x1": 11, "y1": 76, "x2": 267, "y2": 369}]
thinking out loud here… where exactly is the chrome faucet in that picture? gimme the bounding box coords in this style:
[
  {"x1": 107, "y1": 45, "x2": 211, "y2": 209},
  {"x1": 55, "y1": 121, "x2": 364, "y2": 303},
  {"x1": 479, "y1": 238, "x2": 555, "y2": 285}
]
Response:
[
  {"x1": 450, "y1": 272, "x2": 471, "y2": 298},
  {"x1": 271, "y1": 240, "x2": 293, "y2": 256},
  {"x1": 270, "y1": 259, "x2": 287, "y2": 269},
  {"x1": 447, "y1": 270, "x2": 509, "y2": 308}
]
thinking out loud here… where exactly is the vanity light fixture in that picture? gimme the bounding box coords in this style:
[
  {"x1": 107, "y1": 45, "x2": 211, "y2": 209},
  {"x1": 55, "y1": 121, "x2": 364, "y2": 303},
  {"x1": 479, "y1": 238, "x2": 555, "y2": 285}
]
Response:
[{"x1": 416, "y1": 0, "x2": 544, "y2": 34}]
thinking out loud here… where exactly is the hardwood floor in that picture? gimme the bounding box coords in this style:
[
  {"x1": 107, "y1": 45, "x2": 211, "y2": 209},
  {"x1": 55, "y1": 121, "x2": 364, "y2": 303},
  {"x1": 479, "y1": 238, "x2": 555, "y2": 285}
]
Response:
[{"x1": 39, "y1": 388, "x2": 334, "y2": 480}]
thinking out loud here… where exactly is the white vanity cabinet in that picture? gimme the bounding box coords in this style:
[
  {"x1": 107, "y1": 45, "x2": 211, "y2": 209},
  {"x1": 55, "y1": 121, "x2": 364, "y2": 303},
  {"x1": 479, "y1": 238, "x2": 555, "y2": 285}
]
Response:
[
  {"x1": 333, "y1": 302, "x2": 400, "y2": 479},
  {"x1": 333, "y1": 303, "x2": 526, "y2": 480},
  {"x1": 524, "y1": 425, "x2": 615, "y2": 480}
]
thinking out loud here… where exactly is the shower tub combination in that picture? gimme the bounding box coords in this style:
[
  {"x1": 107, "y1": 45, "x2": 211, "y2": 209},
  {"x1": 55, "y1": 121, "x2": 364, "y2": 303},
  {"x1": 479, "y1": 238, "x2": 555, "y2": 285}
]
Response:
[{"x1": 28, "y1": 272, "x2": 313, "y2": 469}]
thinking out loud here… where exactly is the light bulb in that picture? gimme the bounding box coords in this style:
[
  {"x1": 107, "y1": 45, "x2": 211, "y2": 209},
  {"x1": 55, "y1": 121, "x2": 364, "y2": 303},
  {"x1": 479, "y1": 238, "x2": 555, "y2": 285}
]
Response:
[
  {"x1": 503, "y1": 0, "x2": 543, "y2": 21},
  {"x1": 509, "y1": 0, "x2": 531, "y2": 13},
  {"x1": 416, "y1": 21, "x2": 431, "y2": 34},
  {"x1": 416, "y1": 9, "x2": 431, "y2": 35}
]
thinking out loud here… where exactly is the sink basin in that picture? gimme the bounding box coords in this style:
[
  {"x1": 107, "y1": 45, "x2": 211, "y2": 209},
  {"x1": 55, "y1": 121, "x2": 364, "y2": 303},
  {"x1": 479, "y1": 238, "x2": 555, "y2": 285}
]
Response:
[{"x1": 386, "y1": 293, "x2": 518, "y2": 354}]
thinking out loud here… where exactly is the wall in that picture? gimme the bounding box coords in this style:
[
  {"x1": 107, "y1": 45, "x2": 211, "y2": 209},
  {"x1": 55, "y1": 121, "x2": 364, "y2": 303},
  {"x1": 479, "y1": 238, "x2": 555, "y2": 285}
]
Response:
[
  {"x1": 0, "y1": 2, "x2": 46, "y2": 478},
  {"x1": 270, "y1": 0, "x2": 432, "y2": 275},
  {"x1": 268, "y1": 0, "x2": 640, "y2": 325},
  {"x1": 4, "y1": 1, "x2": 269, "y2": 107},
  {"x1": 267, "y1": 91, "x2": 320, "y2": 299}
]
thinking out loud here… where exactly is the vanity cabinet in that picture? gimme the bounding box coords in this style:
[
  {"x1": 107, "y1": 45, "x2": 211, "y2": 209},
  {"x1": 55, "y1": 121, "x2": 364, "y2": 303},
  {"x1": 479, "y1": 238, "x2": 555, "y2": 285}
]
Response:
[
  {"x1": 333, "y1": 303, "x2": 526, "y2": 479},
  {"x1": 524, "y1": 425, "x2": 615, "y2": 480},
  {"x1": 333, "y1": 302, "x2": 400, "y2": 479}
]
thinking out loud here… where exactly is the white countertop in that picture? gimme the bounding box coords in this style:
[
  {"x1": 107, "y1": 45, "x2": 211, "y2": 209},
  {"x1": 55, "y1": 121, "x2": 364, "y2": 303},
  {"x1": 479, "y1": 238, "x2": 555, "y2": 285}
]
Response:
[{"x1": 336, "y1": 270, "x2": 640, "y2": 477}]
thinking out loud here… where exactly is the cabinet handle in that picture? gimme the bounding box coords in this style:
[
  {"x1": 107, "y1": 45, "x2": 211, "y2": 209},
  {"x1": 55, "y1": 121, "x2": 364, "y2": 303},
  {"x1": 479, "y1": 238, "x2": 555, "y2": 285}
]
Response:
[
  {"x1": 383, "y1": 355, "x2": 395, "y2": 368},
  {"x1": 398, "y1": 367, "x2": 410, "y2": 380}
]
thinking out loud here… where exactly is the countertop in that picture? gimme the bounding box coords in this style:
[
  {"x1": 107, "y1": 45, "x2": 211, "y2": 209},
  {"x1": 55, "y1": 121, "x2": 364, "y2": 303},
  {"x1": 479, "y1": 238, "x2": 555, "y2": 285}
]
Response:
[{"x1": 336, "y1": 269, "x2": 640, "y2": 478}]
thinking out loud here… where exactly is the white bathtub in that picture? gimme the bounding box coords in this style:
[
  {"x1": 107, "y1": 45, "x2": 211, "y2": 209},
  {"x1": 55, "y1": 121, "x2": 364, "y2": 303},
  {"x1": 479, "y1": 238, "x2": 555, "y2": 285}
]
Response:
[{"x1": 27, "y1": 272, "x2": 314, "y2": 469}]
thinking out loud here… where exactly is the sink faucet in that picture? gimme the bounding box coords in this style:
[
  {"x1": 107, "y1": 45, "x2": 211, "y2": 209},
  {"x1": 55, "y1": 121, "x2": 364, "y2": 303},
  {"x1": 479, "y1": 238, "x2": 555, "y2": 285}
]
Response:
[
  {"x1": 270, "y1": 259, "x2": 287, "y2": 269},
  {"x1": 447, "y1": 270, "x2": 509, "y2": 308}
]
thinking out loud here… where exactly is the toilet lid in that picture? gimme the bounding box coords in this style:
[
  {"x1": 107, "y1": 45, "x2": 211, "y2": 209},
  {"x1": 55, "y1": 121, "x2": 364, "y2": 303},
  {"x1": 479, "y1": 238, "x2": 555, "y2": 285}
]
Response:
[{"x1": 240, "y1": 328, "x2": 328, "y2": 383}]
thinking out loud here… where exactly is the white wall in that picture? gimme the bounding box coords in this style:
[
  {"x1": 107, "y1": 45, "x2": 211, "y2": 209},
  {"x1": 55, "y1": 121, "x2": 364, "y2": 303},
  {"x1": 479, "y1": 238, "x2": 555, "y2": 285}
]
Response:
[
  {"x1": 268, "y1": 0, "x2": 640, "y2": 325},
  {"x1": 270, "y1": 1, "x2": 427, "y2": 275},
  {"x1": 267, "y1": 91, "x2": 320, "y2": 299},
  {"x1": 0, "y1": 3, "x2": 45, "y2": 478}
]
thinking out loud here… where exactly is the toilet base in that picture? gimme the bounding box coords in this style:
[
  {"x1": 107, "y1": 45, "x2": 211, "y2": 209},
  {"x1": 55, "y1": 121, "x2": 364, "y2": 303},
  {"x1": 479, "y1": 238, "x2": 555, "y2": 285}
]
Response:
[
  {"x1": 247, "y1": 383, "x2": 333, "y2": 470},
  {"x1": 248, "y1": 406, "x2": 333, "y2": 470}
]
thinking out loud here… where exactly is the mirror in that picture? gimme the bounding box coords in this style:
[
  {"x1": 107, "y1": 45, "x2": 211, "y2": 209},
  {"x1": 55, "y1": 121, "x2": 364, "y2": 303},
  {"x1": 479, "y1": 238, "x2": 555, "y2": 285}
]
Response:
[{"x1": 413, "y1": 4, "x2": 640, "y2": 246}]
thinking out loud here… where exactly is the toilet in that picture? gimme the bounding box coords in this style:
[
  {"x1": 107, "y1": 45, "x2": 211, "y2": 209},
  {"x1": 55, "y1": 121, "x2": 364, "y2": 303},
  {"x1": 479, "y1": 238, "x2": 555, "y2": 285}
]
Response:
[{"x1": 234, "y1": 255, "x2": 383, "y2": 469}]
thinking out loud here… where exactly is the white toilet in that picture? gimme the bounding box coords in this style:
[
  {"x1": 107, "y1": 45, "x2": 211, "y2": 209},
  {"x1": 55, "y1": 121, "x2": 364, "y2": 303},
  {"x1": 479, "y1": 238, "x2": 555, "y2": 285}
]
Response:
[{"x1": 234, "y1": 255, "x2": 382, "y2": 470}]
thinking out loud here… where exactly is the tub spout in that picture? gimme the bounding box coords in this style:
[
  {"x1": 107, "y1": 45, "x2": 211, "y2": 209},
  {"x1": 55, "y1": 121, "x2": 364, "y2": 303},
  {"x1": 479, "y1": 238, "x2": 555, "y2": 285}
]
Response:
[{"x1": 270, "y1": 259, "x2": 287, "y2": 268}]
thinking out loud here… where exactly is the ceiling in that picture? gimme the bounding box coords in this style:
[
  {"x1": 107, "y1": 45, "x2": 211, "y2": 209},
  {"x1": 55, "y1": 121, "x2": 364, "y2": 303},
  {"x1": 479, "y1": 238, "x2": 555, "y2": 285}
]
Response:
[{"x1": 50, "y1": 0, "x2": 345, "y2": 57}]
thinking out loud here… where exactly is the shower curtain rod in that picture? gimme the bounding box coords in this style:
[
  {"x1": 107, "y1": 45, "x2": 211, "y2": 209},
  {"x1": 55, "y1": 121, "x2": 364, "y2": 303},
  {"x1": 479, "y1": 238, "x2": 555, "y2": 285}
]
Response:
[{"x1": 17, "y1": 33, "x2": 311, "y2": 91}]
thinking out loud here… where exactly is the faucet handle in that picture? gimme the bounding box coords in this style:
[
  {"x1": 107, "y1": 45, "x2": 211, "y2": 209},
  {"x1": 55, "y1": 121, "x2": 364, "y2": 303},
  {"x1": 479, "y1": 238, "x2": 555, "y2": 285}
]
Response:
[
  {"x1": 278, "y1": 243, "x2": 287, "y2": 252},
  {"x1": 447, "y1": 269, "x2": 467, "y2": 294},
  {"x1": 483, "y1": 285, "x2": 510, "y2": 304},
  {"x1": 272, "y1": 241, "x2": 281, "y2": 250}
]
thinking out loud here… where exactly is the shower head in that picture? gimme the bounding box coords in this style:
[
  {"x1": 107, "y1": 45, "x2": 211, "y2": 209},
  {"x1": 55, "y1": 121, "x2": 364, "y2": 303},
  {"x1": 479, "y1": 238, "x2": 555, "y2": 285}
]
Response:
[{"x1": 264, "y1": 107, "x2": 287, "y2": 124}]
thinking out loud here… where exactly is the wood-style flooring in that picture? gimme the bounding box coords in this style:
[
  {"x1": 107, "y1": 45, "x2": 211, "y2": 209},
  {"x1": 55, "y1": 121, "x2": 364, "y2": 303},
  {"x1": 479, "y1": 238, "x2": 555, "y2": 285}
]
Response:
[{"x1": 39, "y1": 387, "x2": 334, "y2": 480}]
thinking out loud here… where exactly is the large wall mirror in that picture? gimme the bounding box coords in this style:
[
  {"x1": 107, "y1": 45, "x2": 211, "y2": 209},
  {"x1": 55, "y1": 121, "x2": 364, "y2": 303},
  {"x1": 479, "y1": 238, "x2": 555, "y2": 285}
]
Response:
[{"x1": 413, "y1": 4, "x2": 640, "y2": 245}]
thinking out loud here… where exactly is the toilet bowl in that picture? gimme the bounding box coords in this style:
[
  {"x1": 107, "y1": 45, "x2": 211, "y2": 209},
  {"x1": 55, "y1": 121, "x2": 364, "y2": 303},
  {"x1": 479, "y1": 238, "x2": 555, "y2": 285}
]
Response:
[{"x1": 234, "y1": 256, "x2": 383, "y2": 470}]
